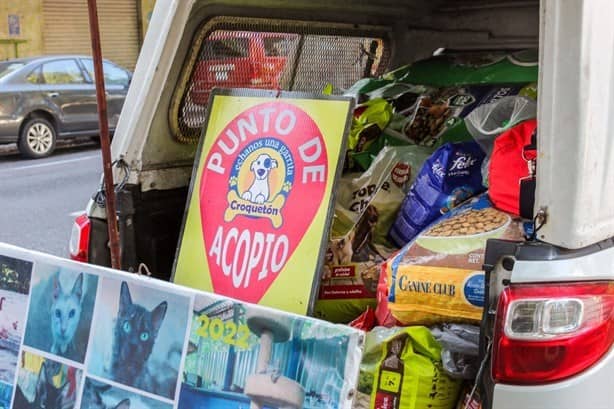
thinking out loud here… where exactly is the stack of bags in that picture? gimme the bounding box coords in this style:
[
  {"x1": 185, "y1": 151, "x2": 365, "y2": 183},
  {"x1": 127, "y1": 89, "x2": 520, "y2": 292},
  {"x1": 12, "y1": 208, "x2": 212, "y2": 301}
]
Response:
[{"x1": 315, "y1": 50, "x2": 541, "y2": 409}]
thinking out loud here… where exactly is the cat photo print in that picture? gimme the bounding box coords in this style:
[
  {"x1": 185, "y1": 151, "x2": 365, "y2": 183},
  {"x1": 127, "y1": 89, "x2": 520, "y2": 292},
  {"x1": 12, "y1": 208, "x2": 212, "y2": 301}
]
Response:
[
  {"x1": 0, "y1": 255, "x2": 33, "y2": 408},
  {"x1": 13, "y1": 350, "x2": 82, "y2": 409},
  {"x1": 81, "y1": 377, "x2": 173, "y2": 409},
  {"x1": 23, "y1": 264, "x2": 98, "y2": 363},
  {"x1": 88, "y1": 278, "x2": 190, "y2": 400}
]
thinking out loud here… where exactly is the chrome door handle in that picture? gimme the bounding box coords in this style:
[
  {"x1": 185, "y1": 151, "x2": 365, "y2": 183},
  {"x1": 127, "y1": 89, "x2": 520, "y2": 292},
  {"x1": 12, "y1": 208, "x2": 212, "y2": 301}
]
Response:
[{"x1": 47, "y1": 92, "x2": 59, "y2": 98}]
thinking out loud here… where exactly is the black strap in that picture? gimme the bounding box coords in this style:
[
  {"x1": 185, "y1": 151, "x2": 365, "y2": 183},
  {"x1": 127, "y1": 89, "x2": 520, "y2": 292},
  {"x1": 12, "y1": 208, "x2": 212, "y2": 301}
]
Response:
[
  {"x1": 519, "y1": 177, "x2": 536, "y2": 219},
  {"x1": 524, "y1": 129, "x2": 537, "y2": 152},
  {"x1": 519, "y1": 127, "x2": 537, "y2": 219}
]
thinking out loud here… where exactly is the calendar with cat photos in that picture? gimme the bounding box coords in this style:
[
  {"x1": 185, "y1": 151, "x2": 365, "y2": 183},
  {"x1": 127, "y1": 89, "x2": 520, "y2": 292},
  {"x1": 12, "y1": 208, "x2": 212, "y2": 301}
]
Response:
[{"x1": 0, "y1": 242, "x2": 362, "y2": 409}]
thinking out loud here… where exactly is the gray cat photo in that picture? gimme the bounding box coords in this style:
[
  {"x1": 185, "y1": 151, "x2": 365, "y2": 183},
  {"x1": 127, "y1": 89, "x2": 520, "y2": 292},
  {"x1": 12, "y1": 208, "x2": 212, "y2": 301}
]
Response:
[
  {"x1": 23, "y1": 264, "x2": 98, "y2": 363},
  {"x1": 88, "y1": 278, "x2": 190, "y2": 400}
]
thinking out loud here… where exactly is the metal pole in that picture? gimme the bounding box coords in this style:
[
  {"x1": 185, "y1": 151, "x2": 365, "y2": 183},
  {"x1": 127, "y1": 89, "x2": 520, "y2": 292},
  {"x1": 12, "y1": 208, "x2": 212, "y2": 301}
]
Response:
[{"x1": 87, "y1": 0, "x2": 122, "y2": 269}]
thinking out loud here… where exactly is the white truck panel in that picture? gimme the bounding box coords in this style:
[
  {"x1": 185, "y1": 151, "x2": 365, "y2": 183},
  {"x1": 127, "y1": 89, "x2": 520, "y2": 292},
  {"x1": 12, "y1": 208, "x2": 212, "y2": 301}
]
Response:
[
  {"x1": 510, "y1": 243, "x2": 614, "y2": 284},
  {"x1": 537, "y1": 0, "x2": 614, "y2": 249}
]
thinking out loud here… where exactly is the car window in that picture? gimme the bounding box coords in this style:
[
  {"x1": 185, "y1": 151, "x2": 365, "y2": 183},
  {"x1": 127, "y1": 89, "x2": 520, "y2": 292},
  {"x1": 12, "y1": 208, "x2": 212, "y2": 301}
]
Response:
[
  {"x1": 42, "y1": 59, "x2": 85, "y2": 84},
  {"x1": 0, "y1": 62, "x2": 25, "y2": 79},
  {"x1": 81, "y1": 59, "x2": 130, "y2": 86},
  {"x1": 170, "y1": 25, "x2": 390, "y2": 143},
  {"x1": 26, "y1": 67, "x2": 41, "y2": 84},
  {"x1": 202, "y1": 38, "x2": 250, "y2": 60},
  {"x1": 263, "y1": 36, "x2": 295, "y2": 57}
]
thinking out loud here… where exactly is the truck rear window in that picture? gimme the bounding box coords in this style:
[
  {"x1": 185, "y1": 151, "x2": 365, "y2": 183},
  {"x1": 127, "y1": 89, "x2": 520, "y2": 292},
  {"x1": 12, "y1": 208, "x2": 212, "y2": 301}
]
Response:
[{"x1": 170, "y1": 21, "x2": 390, "y2": 143}]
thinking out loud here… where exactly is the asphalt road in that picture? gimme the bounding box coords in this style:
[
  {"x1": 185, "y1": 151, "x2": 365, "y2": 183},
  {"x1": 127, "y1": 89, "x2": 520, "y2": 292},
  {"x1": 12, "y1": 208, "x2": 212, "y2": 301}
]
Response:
[{"x1": 0, "y1": 142, "x2": 102, "y2": 257}]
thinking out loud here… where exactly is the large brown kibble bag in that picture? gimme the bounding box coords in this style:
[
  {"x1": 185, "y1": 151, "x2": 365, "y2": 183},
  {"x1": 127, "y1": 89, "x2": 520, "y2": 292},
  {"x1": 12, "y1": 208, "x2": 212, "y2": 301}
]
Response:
[{"x1": 382, "y1": 193, "x2": 525, "y2": 326}]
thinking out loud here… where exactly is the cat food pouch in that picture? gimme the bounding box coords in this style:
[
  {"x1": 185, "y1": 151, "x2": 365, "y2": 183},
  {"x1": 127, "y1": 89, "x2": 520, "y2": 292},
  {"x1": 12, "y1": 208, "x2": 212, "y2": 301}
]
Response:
[
  {"x1": 389, "y1": 142, "x2": 486, "y2": 247},
  {"x1": 383, "y1": 194, "x2": 525, "y2": 326},
  {"x1": 354, "y1": 326, "x2": 462, "y2": 409},
  {"x1": 314, "y1": 146, "x2": 432, "y2": 324}
]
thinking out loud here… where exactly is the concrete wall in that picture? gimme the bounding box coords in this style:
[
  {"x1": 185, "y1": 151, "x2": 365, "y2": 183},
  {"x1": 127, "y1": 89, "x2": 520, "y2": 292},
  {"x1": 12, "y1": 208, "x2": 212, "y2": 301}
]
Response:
[{"x1": 0, "y1": 0, "x2": 44, "y2": 60}]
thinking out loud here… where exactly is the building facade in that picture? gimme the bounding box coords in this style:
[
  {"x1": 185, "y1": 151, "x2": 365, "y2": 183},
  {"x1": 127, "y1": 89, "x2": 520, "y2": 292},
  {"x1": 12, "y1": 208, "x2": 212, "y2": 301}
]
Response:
[{"x1": 0, "y1": 0, "x2": 156, "y2": 69}]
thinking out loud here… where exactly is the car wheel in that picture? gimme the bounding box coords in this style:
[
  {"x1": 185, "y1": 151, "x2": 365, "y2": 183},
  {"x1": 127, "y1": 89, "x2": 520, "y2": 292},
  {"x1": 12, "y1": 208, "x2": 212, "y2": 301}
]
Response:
[{"x1": 18, "y1": 117, "x2": 57, "y2": 158}]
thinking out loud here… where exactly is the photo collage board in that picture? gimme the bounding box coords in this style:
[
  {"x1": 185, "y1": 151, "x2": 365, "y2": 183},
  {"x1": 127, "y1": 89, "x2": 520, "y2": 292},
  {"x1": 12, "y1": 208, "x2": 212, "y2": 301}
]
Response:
[{"x1": 0, "y1": 243, "x2": 363, "y2": 409}]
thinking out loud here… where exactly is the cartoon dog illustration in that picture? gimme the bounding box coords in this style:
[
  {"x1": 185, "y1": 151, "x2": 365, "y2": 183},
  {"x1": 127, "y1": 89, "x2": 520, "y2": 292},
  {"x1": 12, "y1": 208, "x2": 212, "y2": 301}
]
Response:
[{"x1": 242, "y1": 153, "x2": 278, "y2": 204}]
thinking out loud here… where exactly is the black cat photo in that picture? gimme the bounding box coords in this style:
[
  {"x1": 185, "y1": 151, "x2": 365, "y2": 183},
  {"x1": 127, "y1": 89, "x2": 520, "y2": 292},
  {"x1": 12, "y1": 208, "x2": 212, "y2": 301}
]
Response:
[
  {"x1": 81, "y1": 378, "x2": 172, "y2": 409},
  {"x1": 81, "y1": 379, "x2": 130, "y2": 409},
  {"x1": 88, "y1": 279, "x2": 190, "y2": 399},
  {"x1": 13, "y1": 352, "x2": 81, "y2": 409}
]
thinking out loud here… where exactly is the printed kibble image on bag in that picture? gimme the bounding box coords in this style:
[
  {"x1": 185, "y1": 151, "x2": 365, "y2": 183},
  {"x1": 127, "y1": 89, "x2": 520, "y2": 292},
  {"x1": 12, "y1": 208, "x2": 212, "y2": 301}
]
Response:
[
  {"x1": 315, "y1": 146, "x2": 431, "y2": 323},
  {"x1": 353, "y1": 326, "x2": 461, "y2": 409},
  {"x1": 383, "y1": 194, "x2": 525, "y2": 326}
]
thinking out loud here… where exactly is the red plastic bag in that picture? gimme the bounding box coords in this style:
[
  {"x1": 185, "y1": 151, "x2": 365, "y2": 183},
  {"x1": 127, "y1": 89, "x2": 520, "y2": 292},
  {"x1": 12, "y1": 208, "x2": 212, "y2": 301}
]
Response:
[
  {"x1": 488, "y1": 119, "x2": 537, "y2": 218},
  {"x1": 349, "y1": 307, "x2": 376, "y2": 331}
]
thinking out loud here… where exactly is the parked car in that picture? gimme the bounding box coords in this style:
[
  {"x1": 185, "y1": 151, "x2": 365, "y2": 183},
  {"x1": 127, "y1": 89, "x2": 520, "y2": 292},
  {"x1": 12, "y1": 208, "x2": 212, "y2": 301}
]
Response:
[
  {"x1": 0, "y1": 55, "x2": 132, "y2": 158},
  {"x1": 189, "y1": 31, "x2": 299, "y2": 105}
]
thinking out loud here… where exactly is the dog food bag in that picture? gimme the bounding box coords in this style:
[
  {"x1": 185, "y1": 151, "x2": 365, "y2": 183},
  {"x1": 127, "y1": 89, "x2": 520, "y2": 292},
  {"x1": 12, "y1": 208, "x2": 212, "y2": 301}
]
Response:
[
  {"x1": 345, "y1": 76, "x2": 397, "y2": 99},
  {"x1": 353, "y1": 326, "x2": 462, "y2": 409},
  {"x1": 383, "y1": 81, "x2": 540, "y2": 150},
  {"x1": 384, "y1": 194, "x2": 525, "y2": 326},
  {"x1": 389, "y1": 142, "x2": 486, "y2": 247},
  {"x1": 338, "y1": 145, "x2": 434, "y2": 245},
  {"x1": 314, "y1": 145, "x2": 432, "y2": 323},
  {"x1": 343, "y1": 98, "x2": 395, "y2": 172},
  {"x1": 391, "y1": 50, "x2": 538, "y2": 87},
  {"x1": 348, "y1": 98, "x2": 394, "y2": 151},
  {"x1": 379, "y1": 50, "x2": 539, "y2": 149}
]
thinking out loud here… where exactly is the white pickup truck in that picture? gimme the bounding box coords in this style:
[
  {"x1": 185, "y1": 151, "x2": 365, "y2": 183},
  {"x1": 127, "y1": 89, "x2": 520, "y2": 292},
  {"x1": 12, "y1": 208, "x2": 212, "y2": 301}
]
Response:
[{"x1": 69, "y1": 1, "x2": 614, "y2": 408}]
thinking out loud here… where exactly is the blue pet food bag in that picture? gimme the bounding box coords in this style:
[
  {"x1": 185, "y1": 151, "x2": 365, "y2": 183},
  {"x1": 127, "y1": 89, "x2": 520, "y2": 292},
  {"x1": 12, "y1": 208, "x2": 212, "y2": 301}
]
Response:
[{"x1": 389, "y1": 141, "x2": 486, "y2": 246}]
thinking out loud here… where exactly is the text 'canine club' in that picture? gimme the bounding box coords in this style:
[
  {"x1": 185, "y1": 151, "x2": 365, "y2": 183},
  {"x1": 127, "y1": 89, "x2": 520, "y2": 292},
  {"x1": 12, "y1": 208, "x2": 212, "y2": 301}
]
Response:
[{"x1": 200, "y1": 101, "x2": 329, "y2": 301}]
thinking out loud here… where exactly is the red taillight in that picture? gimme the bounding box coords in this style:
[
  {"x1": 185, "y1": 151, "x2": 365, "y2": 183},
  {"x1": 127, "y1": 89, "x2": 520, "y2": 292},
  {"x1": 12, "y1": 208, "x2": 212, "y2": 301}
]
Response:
[
  {"x1": 69, "y1": 213, "x2": 90, "y2": 263},
  {"x1": 493, "y1": 282, "x2": 614, "y2": 385}
]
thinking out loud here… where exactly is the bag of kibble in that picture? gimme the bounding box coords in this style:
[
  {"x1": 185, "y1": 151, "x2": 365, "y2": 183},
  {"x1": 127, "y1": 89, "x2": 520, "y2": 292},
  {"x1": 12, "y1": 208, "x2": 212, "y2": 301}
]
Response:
[
  {"x1": 314, "y1": 146, "x2": 431, "y2": 323},
  {"x1": 381, "y1": 193, "x2": 525, "y2": 326},
  {"x1": 389, "y1": 141, "x2": 486, "y2": 247},
  {"x1": 354, "y1": 326, "x2": 462, "y2": 409}
]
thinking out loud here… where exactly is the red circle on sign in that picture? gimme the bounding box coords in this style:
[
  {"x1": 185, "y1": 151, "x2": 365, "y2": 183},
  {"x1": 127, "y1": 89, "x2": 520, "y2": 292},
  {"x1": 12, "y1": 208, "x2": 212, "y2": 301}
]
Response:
[{"x1": 199, "y1": 101, "x2": 328, "y2": 303}]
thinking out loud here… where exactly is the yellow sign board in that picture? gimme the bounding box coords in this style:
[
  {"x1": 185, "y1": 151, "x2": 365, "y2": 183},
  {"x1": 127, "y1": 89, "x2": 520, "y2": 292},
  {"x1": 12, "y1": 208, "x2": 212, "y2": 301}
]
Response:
[{"x1": 173, "y1": 89, "x2": 353, "y2": 314}]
